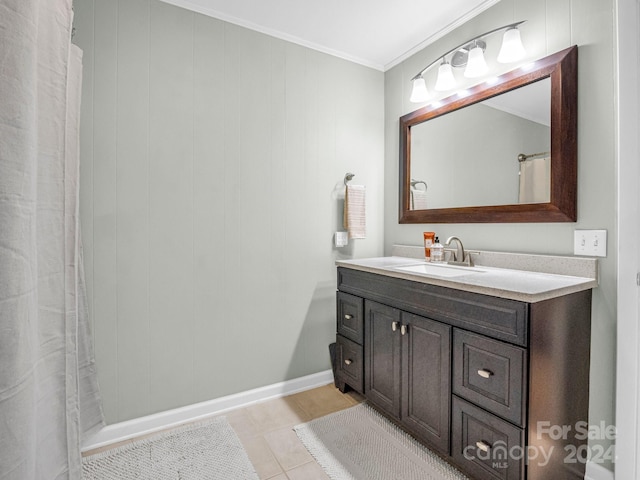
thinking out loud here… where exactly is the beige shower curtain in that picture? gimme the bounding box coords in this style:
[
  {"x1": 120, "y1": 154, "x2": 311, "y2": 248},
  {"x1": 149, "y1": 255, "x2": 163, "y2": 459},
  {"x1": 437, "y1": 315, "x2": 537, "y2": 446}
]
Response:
[
  {"x1": 518, "y1": 156, "x2": 551, "y2": 204},
  {"x1": 0, "y1": 1, "x2": 103, "y2": 478}
]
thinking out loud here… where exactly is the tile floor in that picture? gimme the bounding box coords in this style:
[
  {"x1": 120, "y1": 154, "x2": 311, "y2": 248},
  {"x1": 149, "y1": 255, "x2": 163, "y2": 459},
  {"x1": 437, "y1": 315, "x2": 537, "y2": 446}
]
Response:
[
  {"x1": 83, "y1": 383, "x2": 363, "y2": 480},
  {"x1": 228, "y1": 384, "x2": 363, "y2": 479}
]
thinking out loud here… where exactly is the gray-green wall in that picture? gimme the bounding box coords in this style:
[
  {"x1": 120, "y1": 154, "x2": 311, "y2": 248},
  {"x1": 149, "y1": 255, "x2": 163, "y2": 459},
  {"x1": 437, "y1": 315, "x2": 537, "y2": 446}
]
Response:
[
  {"x1": 73, "y1": 0, "x2": 384, "y2": 424},
  {"x1": 384, "y1": 0, "x2": 616, "y2": 471}
]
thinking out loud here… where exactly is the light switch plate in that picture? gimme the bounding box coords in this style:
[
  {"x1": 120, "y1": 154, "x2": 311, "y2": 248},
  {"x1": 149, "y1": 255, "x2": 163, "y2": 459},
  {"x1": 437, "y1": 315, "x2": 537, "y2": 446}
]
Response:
[
  {"x1": 574, "y1": 229, "x2": 607, "y2": 257},
  {"x1": 335, "y1": 231, "x2": 349, "y2": 248}
]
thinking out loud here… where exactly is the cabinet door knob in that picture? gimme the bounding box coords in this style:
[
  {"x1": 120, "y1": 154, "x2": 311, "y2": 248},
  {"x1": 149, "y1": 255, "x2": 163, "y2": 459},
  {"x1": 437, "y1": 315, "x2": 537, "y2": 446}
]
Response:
[
  {"x1": 400, "y1": 324, "x2": 408, "y2": 336},
  {"x1": 476, "y1": 440, "x2": 491, "y2": 452},
  {"x1": 477, "y1": 369, "x2": 493, "y2": 379},
  {"x1": 344, "y1": 314, "x2": 353, "y2": 320},
  {"x1": 391, "y1": 321, "x2": 398, "y2": 332},
  {"x1": 344, "y1": 359, "x2": 353, "y2": 365}
]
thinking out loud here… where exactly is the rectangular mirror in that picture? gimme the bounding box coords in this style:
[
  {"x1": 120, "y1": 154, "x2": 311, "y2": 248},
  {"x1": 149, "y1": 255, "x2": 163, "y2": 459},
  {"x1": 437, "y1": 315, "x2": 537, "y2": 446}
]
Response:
[{"x1": 399, "y1": 46, "x2": 577, "y2": 223}]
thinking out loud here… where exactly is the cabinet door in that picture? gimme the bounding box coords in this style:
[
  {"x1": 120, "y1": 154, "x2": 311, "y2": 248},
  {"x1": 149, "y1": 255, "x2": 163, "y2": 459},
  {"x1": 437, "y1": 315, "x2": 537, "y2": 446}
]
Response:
[
  {"x1": 401, "y1": 312, "x2": 451, "y2": 455},
  {"x1": 364, "y1": 300, "x2": 401, "y2": 419}
]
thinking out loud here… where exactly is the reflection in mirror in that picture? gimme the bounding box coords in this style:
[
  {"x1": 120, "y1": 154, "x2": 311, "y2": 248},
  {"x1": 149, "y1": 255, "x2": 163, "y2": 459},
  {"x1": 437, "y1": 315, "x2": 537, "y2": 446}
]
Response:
[
  {"x1": 399, "y1": 45, "x2": 578, "y2": 224},
  {"x1": 409, "y1": 78, "x2": 551, "y2": 210}
]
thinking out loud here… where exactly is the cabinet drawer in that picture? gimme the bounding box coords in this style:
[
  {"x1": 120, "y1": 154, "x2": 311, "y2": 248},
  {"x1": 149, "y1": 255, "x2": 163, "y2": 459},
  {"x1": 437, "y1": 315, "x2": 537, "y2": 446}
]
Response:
[
  {"x1": 338, "y1": 268, "x2": 528, "y2": 346},
  {"x1": 336, "y1": 334, "x2": 363, "y2": 393},
  {"x1": 337, "y1": 292, "x2": 364, "y2": 344},
  {"x1": 453, "y1": 329, "x2": 526, "y2": 426},
  {"x1": 452, "y1": 396, "x2": 524, "y2": 480}
]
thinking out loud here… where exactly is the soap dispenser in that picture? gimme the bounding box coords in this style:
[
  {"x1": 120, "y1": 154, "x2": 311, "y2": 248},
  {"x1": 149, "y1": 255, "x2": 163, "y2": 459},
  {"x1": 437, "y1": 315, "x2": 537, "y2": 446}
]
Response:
[{"x1": 431, "y1": 237, "x2": 444, "y2": 263}]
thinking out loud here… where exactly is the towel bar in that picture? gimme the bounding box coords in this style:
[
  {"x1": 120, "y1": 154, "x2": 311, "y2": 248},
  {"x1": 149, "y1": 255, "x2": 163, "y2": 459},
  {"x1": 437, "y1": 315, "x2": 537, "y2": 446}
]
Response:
[{"x1": 518, "y1": 151, "x2": 550, "y2": 162}]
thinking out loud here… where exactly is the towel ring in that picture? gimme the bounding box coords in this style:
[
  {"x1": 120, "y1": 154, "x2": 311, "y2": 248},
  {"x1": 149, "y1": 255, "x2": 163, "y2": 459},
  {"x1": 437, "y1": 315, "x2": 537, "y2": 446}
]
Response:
[
  {"x1": 410, "y1": 179, "x2": 427, "y2": 190},
  {"x1": 344, "y1": 173, "x2": 355, "y2": 186}
]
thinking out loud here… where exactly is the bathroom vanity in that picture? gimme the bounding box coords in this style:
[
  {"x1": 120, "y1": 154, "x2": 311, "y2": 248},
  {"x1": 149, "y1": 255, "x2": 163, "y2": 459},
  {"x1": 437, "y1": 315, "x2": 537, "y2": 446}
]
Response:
[{"x1": 334, "y1": 252, "x2": 596, "y2": 480}]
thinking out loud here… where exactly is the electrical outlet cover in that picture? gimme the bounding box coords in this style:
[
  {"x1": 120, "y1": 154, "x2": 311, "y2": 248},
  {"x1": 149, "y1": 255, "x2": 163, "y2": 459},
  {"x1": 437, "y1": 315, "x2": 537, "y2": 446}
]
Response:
[{"x1": 335, "y1": 231, "x2": 348, "y2": 247}]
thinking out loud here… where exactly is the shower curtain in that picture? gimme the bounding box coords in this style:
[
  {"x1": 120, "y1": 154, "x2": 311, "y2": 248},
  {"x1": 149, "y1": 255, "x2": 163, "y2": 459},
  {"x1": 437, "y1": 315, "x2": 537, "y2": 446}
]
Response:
[
  {"x1": 518, "y1": 156, "x2": 551, "y2": 204},
  {"x1": 0, "y1": 1, "x2": 104, "y2": 479}
]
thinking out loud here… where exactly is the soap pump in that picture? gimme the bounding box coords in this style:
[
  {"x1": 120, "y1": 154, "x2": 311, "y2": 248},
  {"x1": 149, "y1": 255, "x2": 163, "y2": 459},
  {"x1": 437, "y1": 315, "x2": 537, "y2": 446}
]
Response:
[{"x1": 431, "y1": 237, "x2": 444, "y2": 263}]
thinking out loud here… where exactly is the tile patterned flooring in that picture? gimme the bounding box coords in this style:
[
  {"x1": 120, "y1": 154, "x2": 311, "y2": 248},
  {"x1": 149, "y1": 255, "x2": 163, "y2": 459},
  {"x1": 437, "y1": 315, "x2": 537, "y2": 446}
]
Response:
[
  {"x1": 228, "y1": 384, "x2": 363, "y2": 479},
  {"x1": 83, "y1": 383, "x2": 363, "y2": 480}
]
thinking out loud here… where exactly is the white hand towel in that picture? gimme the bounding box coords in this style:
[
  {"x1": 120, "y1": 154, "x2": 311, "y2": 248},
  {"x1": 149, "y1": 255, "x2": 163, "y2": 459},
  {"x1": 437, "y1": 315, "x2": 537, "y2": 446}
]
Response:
[
  {"x1": 411, "y1": 187, "x2": 428, "y2": 210},
  {"x1": 344, "y1": 185, "x2": 366, "y2": 239}
]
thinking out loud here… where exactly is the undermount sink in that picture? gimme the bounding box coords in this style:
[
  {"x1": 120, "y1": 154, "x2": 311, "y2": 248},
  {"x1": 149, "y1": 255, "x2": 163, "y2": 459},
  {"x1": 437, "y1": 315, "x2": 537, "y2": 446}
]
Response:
[{"x1": 394, "y1": 262, "x2": 485, "y2": 278}]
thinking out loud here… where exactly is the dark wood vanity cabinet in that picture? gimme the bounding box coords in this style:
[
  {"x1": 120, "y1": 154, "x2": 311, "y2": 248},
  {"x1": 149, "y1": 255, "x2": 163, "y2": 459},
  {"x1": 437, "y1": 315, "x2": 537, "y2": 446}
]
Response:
[{"x1": 334, "y1": 267, "x2": 592, "y2": 480}]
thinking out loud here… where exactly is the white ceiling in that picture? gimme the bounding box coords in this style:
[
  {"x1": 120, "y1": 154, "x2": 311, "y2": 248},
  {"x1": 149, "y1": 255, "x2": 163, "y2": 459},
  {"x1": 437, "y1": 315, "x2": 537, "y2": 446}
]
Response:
[{"x1": 160, "y1": 0, "x2": 501, "y2": 71}]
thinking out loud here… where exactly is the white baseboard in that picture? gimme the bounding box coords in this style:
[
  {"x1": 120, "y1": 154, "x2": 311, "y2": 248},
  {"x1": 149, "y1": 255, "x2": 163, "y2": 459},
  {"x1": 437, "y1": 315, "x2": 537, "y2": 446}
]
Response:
[
  {"x1": 585, "y1": 461, "x2": 615, "y2": 480},
  {"x1": 82, "y1": 369, "x2": 334, "y2": 452}
]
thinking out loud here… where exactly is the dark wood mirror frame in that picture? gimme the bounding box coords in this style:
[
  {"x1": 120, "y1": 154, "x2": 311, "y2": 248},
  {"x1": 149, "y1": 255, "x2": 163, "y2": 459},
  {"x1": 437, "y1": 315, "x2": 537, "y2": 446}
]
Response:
[{"x1": 399, "y1": 45, "x2": 577, "y2": 223}]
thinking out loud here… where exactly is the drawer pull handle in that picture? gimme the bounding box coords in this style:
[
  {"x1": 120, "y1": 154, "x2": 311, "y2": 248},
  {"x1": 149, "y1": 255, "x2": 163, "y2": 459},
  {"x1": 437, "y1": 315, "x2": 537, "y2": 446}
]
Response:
[
  {"x1": 476, "y1": 441, "x2": 491, "y2": 452},
  {"x1": 400, "y1": 324, "x2": 408, "y2": 336},
  {"x1": 344, "y1": 314, "x2": 353, "y2": 320},
  {"x1": 344, "y1": 359, "x2": 353, "y2": 365},
  {"x1": 392, "y1": 321, "x2": 399, "y2": 332},
  {"x1": 477, "y1": 369, "x2": 493, "y2": 379}
]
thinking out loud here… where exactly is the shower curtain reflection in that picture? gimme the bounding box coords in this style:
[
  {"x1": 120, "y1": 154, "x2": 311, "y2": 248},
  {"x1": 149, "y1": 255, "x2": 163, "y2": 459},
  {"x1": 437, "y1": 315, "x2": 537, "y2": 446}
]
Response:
[{"x1": 518, "y1": 156, "x2": 551, "y2": 204}]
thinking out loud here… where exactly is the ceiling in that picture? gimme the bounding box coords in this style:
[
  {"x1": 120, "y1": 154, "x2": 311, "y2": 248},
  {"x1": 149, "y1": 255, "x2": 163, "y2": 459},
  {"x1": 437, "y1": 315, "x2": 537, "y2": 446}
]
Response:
[
  {"x1": 483, "y1": 78, "x2": 551, "y2": 127},
  {"x1": 160, "y1": 0, "x2": 500, "y2": 71}
]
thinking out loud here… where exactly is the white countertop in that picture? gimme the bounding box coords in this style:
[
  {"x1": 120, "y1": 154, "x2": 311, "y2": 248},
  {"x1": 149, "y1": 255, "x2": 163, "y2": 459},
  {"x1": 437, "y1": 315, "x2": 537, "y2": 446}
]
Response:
[{"x1": 336, "y1": 256, "x2": 598, "y2": 303}]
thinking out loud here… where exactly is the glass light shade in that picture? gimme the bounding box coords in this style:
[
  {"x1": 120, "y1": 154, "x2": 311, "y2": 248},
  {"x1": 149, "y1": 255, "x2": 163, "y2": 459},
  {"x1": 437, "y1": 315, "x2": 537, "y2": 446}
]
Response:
[
  {"x1": 497, "y1": 27, "x2": 526, "y2": 63},
  {"x1": 464, "y1": 45, "x2": 488, "y2": 78},
  {"x1": 410, "y1": 77, "x2": 429, "y2": 103},
  {"x1": 434, "y1": 62, "x2": 456, "y2": 91}
]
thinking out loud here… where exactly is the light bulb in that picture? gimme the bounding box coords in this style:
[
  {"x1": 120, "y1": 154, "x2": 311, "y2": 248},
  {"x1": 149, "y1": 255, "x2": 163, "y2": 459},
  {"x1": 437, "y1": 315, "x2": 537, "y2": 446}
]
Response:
[
  {"x1": 410, "y1": 76, "x2": 430, "y2": 103},
  {"x1": 464, "y1": 43, "x2": 488, "y2": 78},
  {"x1": 434, "y1": 61, "x2": 456, "y2": 91},
  {"x1": 497, "y1": 27, "x2": 526, "y2": 63}
]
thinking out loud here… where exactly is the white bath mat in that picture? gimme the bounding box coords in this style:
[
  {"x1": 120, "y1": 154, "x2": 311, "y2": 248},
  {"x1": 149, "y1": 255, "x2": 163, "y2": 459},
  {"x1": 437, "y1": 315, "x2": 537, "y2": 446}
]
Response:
[
  {"x1": 294, "y1": 403, "x2": 468, "y2": 480},
  {"x1": 82, "y1": 416, "x2": 258, "y2": 479}
]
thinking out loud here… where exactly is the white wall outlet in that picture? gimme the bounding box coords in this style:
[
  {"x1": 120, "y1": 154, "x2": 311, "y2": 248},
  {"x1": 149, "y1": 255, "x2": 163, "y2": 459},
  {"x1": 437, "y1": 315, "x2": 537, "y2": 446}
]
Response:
[
  {"x1": 335, "y1": 231, "x2": 349, "y2": 248},
  {"x1": 574, "y1": 229, "x2": 607, "y2": 257}
]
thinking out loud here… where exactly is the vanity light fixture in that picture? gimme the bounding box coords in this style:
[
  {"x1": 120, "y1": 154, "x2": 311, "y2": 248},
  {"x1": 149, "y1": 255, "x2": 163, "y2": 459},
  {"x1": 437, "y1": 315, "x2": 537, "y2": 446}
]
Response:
[
  {"x1": 409, "y1": 21, "x2": 526, "y2": 102},
  {"x1": 497, "y1": 26, "x2": 526, "y2": 63},
  {"x1": 464, "y1": 40, "x2": 489, "y2": 77},
  {"x1": 409, "y1": 76, "x2": 430, "y2": 102},
  {"x1": 434, "y1": 58, "x2": 457, "y2": 91}
]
